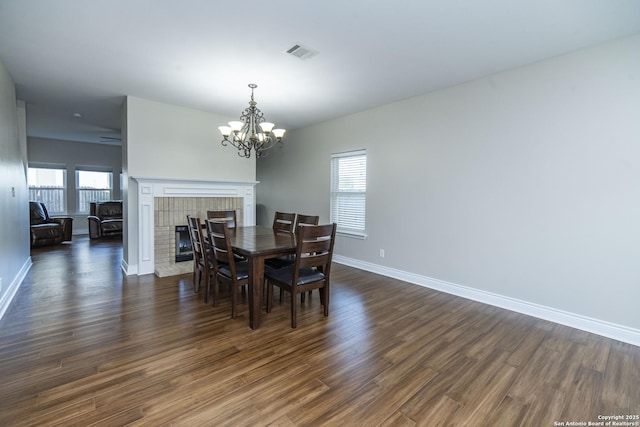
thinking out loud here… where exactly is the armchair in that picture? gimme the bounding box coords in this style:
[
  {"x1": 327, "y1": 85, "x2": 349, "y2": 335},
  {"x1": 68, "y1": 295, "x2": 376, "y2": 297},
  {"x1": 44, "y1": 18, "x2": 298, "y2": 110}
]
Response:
[
  {"x1": 29, "y1": 201, "x2": 73, "y2": 247},
  {"x1": 88, "y1": 200, "x2": 123, "y2": 239}
]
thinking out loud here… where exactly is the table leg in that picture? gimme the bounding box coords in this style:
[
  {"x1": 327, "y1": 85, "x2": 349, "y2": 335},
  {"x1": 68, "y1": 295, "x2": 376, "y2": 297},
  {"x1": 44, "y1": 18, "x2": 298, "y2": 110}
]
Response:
[{"x1": 248, "y1": 256, "x2": 264, "y2": 329}]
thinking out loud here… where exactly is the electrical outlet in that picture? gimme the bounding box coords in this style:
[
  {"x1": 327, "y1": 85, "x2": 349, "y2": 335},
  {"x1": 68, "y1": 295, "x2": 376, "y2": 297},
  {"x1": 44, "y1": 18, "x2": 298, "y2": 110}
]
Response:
[
  {"x1": 379, "y1": 249, "x2": 385, "y2": 258},
  {"x1": 0, "y1": 277, "x2": 3, "y2": 292}
]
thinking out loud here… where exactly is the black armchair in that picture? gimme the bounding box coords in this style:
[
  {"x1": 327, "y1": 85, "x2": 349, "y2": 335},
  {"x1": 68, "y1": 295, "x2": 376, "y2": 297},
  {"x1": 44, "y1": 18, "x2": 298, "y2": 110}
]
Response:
[
  {"x1": 29, "y1": 201, "x2": 73, "y2": 247},
  {"x1": 88, "y1": 201, "x2": 123, "y2": 239}
]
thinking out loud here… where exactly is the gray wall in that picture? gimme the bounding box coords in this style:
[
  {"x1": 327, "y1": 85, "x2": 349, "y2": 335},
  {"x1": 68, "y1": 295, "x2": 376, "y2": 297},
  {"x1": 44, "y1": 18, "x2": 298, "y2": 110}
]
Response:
[
  {"x1": 257, "y1": 35, "x2": 640, "y2": 333},
  {"x1": 0, "y1": 58, "x2": 30, "y2": 318},
  {"x1": 27, "y1": 137, "x2": 122, "y2": 234}
]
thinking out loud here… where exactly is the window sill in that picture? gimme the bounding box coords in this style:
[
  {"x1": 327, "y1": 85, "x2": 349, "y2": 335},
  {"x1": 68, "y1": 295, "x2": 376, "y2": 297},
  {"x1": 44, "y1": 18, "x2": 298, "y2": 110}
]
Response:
[{"x1": 337, "y1": 230, "x2": 367, "y2": 240}]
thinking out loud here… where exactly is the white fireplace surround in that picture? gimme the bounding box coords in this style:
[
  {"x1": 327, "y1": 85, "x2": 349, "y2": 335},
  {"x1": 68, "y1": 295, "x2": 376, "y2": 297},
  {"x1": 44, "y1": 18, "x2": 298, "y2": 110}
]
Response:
[{"x1": 133, "y1": 177, "x2": 258, "y2": 276}]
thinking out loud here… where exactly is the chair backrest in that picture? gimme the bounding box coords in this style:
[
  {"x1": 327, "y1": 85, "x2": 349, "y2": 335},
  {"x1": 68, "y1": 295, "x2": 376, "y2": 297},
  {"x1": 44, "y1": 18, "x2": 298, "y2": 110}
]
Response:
[
  {"x1": 293, "y1": 223, "x2": 337, "y2": 275},
  {"x1": 187, "y1": 215, "x2": 206, "y2": 264},
  {"x1": 207, "y1": 210, "x2": 237, "y2": 228},
  {"x1": 94, "y1": 201, "x2": 123, "y2": 220},
  {"x1": 272, "y1": 211, "x2": 296, "y2": 233},
  {"x1": 295, "y1": 214, "x2": 319, "y2": 229},
  {"x1": 29, "y1": 201, "x2": 50, "y2": 225},
  {"x1": 205, "y1": 219, "x2": 237, "y2": 273}
]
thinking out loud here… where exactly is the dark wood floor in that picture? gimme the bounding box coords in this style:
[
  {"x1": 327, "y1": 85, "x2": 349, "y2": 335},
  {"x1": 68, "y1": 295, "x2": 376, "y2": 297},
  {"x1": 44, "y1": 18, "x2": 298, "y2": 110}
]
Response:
[{"x1": 0, "y1": 237, "x2": 638, "y2": 426}]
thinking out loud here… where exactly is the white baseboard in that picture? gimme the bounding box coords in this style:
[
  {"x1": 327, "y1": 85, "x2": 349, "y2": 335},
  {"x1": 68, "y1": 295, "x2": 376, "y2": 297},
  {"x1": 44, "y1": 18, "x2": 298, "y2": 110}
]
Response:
[
  {"x1": 0, "y1": 257, "x2": 32, "y2": 320},
  {"x1": 121, "y1": 258, "x2": 137, "y2": 276},
  {"x1": 333, "y1": 255, "x2": 640, "y2": 347}
]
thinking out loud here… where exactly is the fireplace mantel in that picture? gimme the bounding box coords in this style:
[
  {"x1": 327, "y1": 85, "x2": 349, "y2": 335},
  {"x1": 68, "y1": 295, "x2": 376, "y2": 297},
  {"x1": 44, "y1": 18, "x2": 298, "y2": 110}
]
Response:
[{"x1": 133, "y1": 177, "x2": 258, "y2": 276}]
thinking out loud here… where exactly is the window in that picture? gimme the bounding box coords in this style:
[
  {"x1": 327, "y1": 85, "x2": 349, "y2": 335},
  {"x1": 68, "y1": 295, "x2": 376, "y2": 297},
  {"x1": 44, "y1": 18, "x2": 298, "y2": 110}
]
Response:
[
  {"x1": 27, "y1": 167, "x2": 66, "y2": 214},
  {"x1": 330, "y1": 150, "x2": 367, "y2": 237},
  {"x1": 77, "y1": 170, "x2": 112, "y2": 213}
]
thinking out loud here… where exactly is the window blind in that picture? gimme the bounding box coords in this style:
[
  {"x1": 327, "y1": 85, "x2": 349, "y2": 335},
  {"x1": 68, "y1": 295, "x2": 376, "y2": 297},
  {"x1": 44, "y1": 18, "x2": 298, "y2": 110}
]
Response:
[
  {"x1": 27, "y1": 167, "x2": 67, "y2": 214},
  {"x1": 76, "y1": 170, "x2": 113, "y2": 213},
  {"x1": 330, "y1": 150, "x2": 367, "y2": 237}
]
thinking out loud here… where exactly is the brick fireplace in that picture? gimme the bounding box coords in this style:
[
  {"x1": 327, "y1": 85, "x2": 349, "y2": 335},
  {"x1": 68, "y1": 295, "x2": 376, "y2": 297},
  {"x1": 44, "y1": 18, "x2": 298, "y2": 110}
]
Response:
[
  {"x1": 133, "y1": 178, "x2": 257, "y2": 276},
  {"x1": 154, "y1": 196, "x2": 244, "y2": 277}
]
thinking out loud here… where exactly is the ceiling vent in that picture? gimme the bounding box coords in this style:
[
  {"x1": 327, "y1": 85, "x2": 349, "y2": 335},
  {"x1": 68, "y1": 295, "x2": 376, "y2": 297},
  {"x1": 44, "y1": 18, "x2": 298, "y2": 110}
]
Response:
[{"x1": 285, "y1": 43, "x2": 318, "y2": 60}]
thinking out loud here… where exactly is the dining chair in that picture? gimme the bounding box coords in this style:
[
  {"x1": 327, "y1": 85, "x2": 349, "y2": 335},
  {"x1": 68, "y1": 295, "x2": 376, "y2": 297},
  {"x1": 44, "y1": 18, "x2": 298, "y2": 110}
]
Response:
[
  {"x1": 265, "y1": 211, "x2": 299, "y2": 270},
  {"x1": 207, "y1": 219, "x2": 249, "y2": 319},
  {"x1": 187, "y1": 215, "x2": 214, "y2": 302},
  {"x1": 207, "y1": 210, "x2": 247, "y2": 263},
  {"x1": 295, "y1": 214, "x2": 319, "y2": 229},
  {"x1": 207, "y1": 210, "x2": 238, "y2": 228},
  {"x1": 265, "y1": 223, "x2": 337, "y2": 328},
  {"x1": 293, "y1": 214, "x2": 319, "y2": 302},
  {"x1": 203, "y1": 218, "x2": 227, "y2": 307},
  {"x1": 272, "y1": 211, "x2": 296, "y2": 233}
]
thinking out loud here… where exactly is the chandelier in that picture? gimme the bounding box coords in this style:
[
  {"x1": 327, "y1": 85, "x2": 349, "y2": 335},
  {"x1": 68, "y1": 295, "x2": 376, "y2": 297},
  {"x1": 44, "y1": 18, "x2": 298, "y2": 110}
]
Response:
[{"x1": 218, "y1": 83, "x2": 286, "y2": 158}]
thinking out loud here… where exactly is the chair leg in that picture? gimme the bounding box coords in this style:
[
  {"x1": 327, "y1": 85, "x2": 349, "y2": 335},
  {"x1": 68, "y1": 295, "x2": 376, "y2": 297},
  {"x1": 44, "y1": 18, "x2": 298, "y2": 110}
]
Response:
[
  {"x1": 231, "y1": 284, "x2": 238, "y2": 319},
  {"x1": 204, "y1": 273, "x2": 210, "y2": 304},
  {"x1": 291, "y1": 289, "x2": 297, "y2": 328},
  {"x1": 194, "y1": 268, "x2": 202, "y2": 293},
  {"x1": 323, "y1": 284, "x2": 329, "y2": 317},
  {"x1": 301, "y1": 290, "x2": 312, "y2": 303},
  {"x1": 264, "y1": 280, "x2": 273, "y2": 313},
  {"x1": 212, "y1": 275, "x2": 220, "y2": 307},
  {"x1": 261, "y1": 280, "x2": 267, "y2": 309}
]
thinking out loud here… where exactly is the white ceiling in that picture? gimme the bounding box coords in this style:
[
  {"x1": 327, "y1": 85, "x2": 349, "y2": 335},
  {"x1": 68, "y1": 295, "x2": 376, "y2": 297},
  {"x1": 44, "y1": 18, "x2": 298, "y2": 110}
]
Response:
[{"x1": 1, "y1": 0, "x2": 639, "y2": 145}]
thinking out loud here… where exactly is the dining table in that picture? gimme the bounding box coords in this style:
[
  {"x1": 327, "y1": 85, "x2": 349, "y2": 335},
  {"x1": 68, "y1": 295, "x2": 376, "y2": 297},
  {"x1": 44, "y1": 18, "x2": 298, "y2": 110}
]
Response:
[{"x1": 228, "y1": 225, "x2": 297, "y2": 329}]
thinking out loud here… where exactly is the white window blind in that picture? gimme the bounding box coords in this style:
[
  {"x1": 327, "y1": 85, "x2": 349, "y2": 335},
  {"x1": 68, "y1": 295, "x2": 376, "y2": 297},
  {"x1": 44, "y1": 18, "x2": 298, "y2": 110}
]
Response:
[
  {"x1": 27, "y1": 167, "x2": 67, "y2": 214},
  {"x1": 330, "y1": 150, "x2": 367, "y2": 237},
  {"x1": 76, "y1": 170, "x2": 113, "y2": 213}
]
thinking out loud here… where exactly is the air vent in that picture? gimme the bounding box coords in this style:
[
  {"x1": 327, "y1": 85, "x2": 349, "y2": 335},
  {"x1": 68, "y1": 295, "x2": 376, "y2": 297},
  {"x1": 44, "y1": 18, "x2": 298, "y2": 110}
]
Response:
[{"x1": 285, "y1": 43, "x2": 318, "y2": 60}]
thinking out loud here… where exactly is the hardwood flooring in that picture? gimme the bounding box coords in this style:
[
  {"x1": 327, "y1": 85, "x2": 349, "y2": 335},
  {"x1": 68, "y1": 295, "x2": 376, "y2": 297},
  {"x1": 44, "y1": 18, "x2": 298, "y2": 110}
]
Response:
[{"x1": 0, "y1": 237, "x2": 638, "y2": 426}]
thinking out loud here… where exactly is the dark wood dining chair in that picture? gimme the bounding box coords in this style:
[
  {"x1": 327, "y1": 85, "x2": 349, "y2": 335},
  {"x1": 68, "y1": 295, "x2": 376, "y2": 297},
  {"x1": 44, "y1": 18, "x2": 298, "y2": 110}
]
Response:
[
  {"x1": 295, "y1": 214, "x2": 319, "y2": 229},
  {"x1": 265, "y1": 212, "x2": 308, "y2": 270},
  {"x1": 294, "y1": 214, "x2": 319, "y2": 302},
  {"x1": 272, "y1": 211, "x2": 296, "y2": 233},
  {"x1": 265, "y1": 211, "x2": 299, "y2": 270},
  {"x1": 207, "y1": 210, "x2": 246, "y2": 262},
  {"x1": 187, "y1": 215, "x2": 214, "y2": 302},
  {"x1": 265, "y1": 223, "x2": 337, "y2": 328},
  {"x1": 203, "y1": 218, "x2": 227, "y2": 307},
  {"x1": 207, "y1": 220, "x2": 249, "y2": 319},
  {"x1": 207, "y1": 210, "x2": 238, "y2": 228}
]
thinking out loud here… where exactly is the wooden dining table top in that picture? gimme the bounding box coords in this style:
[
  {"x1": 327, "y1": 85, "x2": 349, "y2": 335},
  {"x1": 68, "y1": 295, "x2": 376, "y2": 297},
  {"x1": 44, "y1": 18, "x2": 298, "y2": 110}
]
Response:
[{"x1": 228, "y1": 225, "x2": 297, "y2": 258}]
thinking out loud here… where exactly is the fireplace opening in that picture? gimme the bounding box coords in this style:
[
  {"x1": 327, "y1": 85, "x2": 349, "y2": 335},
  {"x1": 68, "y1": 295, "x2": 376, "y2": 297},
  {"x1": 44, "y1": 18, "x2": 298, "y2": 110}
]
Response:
[{"x1": 175, "y1": 225, "x2": 193, "y2": 262}]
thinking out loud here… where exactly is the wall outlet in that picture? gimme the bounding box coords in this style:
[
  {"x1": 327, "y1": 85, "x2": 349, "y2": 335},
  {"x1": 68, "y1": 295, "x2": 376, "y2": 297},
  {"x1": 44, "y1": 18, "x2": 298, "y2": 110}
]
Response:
[
  {"x1": 0, "y1": 277, "x2": 3, "y2": 292},
  {"x1": 379, "y1": 249, "x2": 385, "y2": 258}
]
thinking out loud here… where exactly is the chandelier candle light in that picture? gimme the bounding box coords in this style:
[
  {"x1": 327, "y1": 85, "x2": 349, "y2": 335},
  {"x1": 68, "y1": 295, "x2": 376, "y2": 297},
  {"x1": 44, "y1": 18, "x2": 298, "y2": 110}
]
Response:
[{"x1": 218, "y1": 83, "x2": 286, "y2": 158}]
